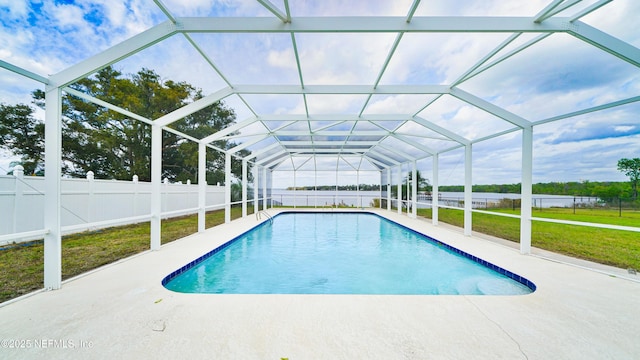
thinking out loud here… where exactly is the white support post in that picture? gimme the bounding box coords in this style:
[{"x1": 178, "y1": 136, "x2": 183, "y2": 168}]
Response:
[
  {"x1": 432, "y1": 154, "x2": 439, "y2": 226},
  {"x1": 293, "y1": 169, "x2": 296, "y2": 209},
  {"x1": 150, "y1": 124, "x2": 162, "y2": 250},
  {"x1": 378, "y1": 171, "x2": 382, "y2": 209},
  {"x1": 406, "y1": 170, "x2": 409, "y2": 214},
  {"x1": 387, "y1": 169, "x2": 391, "y2": 211},
  {"x1": 225, "y1": 152, "x2": 231, "y2": 224},
  {"x1": 520, "y1": 126, "x2": 533, "y2": 254},
  {"x1": 262, "y1": 167, "x2": 267, "y2": 210},
  {"x1": 335, "y1": 169, "x2": 339, "y2": 209},
  {"x1": 242, "y1": 159, "x2": 248, "y2": 217},
  {"x1": 397, "y1": 165, "x2": 402, "y2": 214},
  {"x1": 44, "y1": 85, "x2": 62, "y2": 290},
  {"x1": 464, "y1": 144, "x2": 473, "y2": 236},
  {"x1": 357, "y1": 170, "x2": 360, "y2": 208},
  {"x1": 253, "y1": 165, "x2": 258, "y2": 214},
  {"x1": 197, "y1": 142, "x2": 206, "y2": 233},
  {"x1": 268, "y1": 170, "x2": 273, "y2": 209},
  {"x1": 412, "y1": 161, "x2": 417, "y2": 218}
]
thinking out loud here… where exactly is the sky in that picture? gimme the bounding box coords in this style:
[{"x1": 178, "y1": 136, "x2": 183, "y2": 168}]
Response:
[{"x1": 1, "y1": 0, "x2": 639, "y2": 188}]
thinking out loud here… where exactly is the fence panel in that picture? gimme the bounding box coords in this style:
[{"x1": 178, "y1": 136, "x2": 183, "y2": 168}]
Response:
[{"x1": 0, "y1": 172, "x2": 225, "y2": 241}]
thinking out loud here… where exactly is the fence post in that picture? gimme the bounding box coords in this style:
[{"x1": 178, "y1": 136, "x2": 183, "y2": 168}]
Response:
[
  {"x1": 186, "y1": 179, "x2": 191, "y2": 213},
  {"x1": 163, "y1": 178, "x2": 169, "y2": 218},
  {"x1": 87, "y1": 171, "x2": 95, "y2": 224},
  {"x1": 132, "y1": 175, "x2": 139, "y2": 217},
  {"x1": 13, "y1": 165, "x2": 25, "y2": 234}
]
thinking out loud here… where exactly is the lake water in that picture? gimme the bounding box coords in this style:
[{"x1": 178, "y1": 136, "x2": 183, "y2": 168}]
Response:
[{"x1": 270, "y1": 189, "x2": 598, "y2": 208}]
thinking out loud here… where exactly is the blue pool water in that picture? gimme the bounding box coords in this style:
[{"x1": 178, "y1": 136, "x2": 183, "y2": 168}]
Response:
[{"x1": 163, "y1": 212, "x2": 535, "y2": 295}]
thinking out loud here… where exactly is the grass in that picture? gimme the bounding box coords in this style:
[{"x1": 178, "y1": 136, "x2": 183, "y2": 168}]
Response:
[
  {"x1": 416, "y1": 207, "x2": 640, "y2": 270},
  {"x1": 0, "y1": 207, "x2": 243, "y2": 304}
]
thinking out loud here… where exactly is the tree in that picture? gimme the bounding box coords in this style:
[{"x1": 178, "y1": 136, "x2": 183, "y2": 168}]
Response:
[
  {"x1": 407, "y1": 170, "x2": 430, "y2": 192},
  {"x1": 2, "y1": 67, "x2": 249, "y2": 182},
  {"x1": 617, "y1": 158, "x2": 640, "y2": 200},
  {"x1": 387, "y1": 170, "x2": 431, "y2": 209},
  {"x1": 0, "y1": 103, "x2": 44, "y2": 175}
]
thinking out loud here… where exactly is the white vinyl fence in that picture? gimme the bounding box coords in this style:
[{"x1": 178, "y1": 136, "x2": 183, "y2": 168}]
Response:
[{"x1": 0, "y1": 168, "x2": 225, "y2": 245}]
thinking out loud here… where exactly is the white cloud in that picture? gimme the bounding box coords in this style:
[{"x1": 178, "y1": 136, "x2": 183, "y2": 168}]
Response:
[
  {"x1": 297, "y1": 33, "x2": 396, "y2": 85},
  {"x1": 289, "y1": 0, "x2": 414, "y2": 17},
  {"x1": 50, "y1": 3, "x2": 87, "y2": 29},
  {"x1": 0, "y1": 0, "x2": 29, "y2": 19},
  {"x1": 415, "y1": 0, "x2": 551, "y2": 16},
  {"x1": 364, "y1": 94, "x2": 437, "y2": 115},
  {"x1": 267, "y1": 48, "x2": 297, "y2": 70}
]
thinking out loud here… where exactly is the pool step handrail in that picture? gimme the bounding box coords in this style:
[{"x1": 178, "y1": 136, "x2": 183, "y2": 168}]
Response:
[{"x1": 256, "y1": 210, "x2": 273, "y2": 225}]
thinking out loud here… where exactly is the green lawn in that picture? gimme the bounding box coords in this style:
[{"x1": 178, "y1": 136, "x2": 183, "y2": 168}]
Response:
[
  {"x1": 0, "y1": 207, "x2": 243, "y2": 304},
  {"x1": 417, "y1": 207, "x2": 640, "y2": 270}
]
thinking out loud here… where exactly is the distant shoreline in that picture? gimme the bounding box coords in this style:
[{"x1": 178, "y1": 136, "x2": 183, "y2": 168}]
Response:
[{"x1": 284, "y1": 180, "x2": 630, "y2": 198}]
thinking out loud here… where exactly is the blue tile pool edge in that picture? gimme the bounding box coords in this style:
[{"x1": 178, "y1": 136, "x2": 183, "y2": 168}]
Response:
[
  {"x1": 161, "y1": 211, "x2": 536, "y2": 293},
  {"x1": 161, "y1": 219, "x2": 273, "y2": 287},
  {"x1": 367, "y1": 212, "x2": 537, "y2": 293}
]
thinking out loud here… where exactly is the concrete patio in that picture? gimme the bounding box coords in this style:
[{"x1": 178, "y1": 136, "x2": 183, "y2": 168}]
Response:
[{"x1": 1, "y1": 209, "x2": 638, "y2": 359}]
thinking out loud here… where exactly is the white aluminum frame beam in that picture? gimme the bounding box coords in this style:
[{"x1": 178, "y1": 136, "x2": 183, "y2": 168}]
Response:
[
  {"x1": 201, "y1": 116, "x2": 260, "y2": 143},
  {"x1": 534, "y1": 95, "x2": 640, "y2": 126},
  {"x1": 450, "y1": 88, "x2": 531, "y2": 129},
  {"x1": 390, "y1": 134, "x2": 436, "y2": 155},
  {"x1": 231, "y1": 84, "x2": 450, "y2": 95},
  {"x1": 43, "y1": 86, "x2": 62, "y2": 290},
  {"x1": 50, "y1": 21, "x2": 176, "y2": 87},
  {"x1": 376, "y1": 144, "x2": 415, "y2": 161},
  {"x1": 464, "y1": 144, "x2": 473, "y2": 236},
  {"x1": 254, "y1": 114, "x2": 422, "y2": 122},
  {"x1": 150, "y1": 124, "x2": 162, "y2": 250},
  {"x1": 432, "y1": 153, "x2": 439, "y2": 226},
  {"x1": 0, "y1": 59, "x2": 49, "y2": 84},
  {"x1": 198, "y1": 142, "x2": 207, "y2": 232},
  {"x1": 412, "y1": 116, "x2": 470, "y2": 145},
  {"x1": 64, "y1": 87, "x2": 154, "y2": 126},
  {"x1": 257, "y1": 0, "x2": 290, "y2": 23},
  {"x1": 224, "y1": 152, "x2": 231, "y2": 223},
  {"x1": 520, "y1": 126, "x2": 533, "y2": 254},
  {"x1": 568, "y1": 21, "x2": 640, "y2": 68},
  {"x1": 458, "y1": 33, "x2": 552, "y2": 84},
  {"x1": 177, "y1": 16, "x2": 573, "y2": 33},
  {"x1": 155, "y1": 87, "x2": 234, "y2": 127}
]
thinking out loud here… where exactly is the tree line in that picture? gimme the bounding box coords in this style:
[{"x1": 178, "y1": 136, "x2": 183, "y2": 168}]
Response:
[
  {"x1": 435, "y1": 181, "x2": 634, "y2": 200},
  {"x1": 0, "y1": 67, "x2": 249, "y2": 184},
  {"x1": 288, "y1": 179, "x2": 635, "y2": 200},
  {"x1": 287, "y1": 184, "x2": 381, "y2": 191}
]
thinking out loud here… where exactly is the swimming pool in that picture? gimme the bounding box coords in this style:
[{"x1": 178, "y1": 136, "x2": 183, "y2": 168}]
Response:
[{"x1": 162, "y1": 212, "x2": 535, "y2": 295}]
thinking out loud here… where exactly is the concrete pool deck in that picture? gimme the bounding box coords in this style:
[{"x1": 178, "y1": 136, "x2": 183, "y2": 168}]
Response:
[{"x1": 1, "y1": 208, "x2": 639, "y2": 359}]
